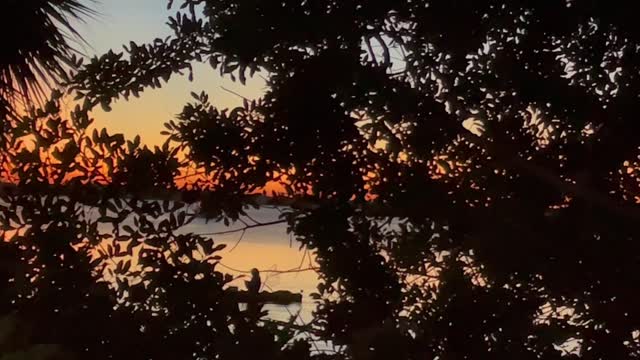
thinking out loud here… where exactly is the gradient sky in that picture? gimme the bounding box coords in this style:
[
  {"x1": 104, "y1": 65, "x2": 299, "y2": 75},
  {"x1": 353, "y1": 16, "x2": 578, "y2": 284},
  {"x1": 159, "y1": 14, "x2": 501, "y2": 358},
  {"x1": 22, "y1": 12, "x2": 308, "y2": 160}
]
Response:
[{"x1": 73, "y1": 0, "x2": 265, "y2": 145}]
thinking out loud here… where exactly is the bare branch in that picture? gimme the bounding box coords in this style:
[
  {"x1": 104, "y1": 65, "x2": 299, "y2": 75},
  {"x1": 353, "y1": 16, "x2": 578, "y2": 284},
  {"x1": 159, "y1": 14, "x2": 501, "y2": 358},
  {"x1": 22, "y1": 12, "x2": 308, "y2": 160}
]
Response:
[
  {"x1": 220, "y1": 86, "x2": 249, "y2": 101},
  {"x1": 374, "y1": 34, "x2": 391, "y2": 68},
  {"x1": 218, "y1": 262, "x2": 318, "y2": 274},
  {"x1": 228, "y1": 229, "x2": 246, "y2": 252},
  {"x1": 242, "y1": 212, "x2": 261, "y2": 225},
  {"x1": 198, "y1": 219, "x2": 287, "y2": 237},
  {"x1": 365, "y1": 36, "x2": 378, "y2": 66},
  {"x1": 262, "y1": 319, "x2": 323, "y2": 336},
  {"x1": 237, "y1": 217, "x2": 249, "y2": 227}
]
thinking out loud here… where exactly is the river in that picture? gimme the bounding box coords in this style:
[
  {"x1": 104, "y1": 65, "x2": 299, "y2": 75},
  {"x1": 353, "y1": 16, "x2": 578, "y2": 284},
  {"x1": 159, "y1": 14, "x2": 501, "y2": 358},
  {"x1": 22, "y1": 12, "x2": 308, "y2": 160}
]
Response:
[{"x1": 179, "y1": 206, "x2": 320, "y2": 325}]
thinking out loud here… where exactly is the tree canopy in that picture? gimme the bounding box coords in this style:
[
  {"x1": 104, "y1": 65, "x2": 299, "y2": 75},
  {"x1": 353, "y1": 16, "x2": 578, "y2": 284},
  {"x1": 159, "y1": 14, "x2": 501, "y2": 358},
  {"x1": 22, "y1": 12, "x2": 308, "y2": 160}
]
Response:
[{"x1": 3, "y1": 0, "x2": 640, "y2": 359}]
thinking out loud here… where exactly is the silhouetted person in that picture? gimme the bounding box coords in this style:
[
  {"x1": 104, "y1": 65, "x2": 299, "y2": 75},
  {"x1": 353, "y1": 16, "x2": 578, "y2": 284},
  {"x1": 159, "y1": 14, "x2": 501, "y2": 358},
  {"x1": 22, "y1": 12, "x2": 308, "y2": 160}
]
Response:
[
  {"x1": 244, "y1": 268, "x2": 261, "y2": 295},
  {"x1": 243, "y1": 268, "x2": 262, "y2": 322}
]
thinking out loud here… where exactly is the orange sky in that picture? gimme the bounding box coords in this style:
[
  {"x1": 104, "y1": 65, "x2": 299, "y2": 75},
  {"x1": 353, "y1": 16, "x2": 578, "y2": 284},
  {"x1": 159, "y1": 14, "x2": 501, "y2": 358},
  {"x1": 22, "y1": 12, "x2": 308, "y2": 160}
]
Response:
[{"x1": 73, "y1": 0, "x2": 266, "y2": 146}]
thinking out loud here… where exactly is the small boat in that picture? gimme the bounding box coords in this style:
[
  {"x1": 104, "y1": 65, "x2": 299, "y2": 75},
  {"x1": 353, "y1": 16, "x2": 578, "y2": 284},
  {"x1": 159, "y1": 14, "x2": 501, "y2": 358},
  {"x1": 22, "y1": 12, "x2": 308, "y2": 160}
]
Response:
[{"x1": 226, "y1": 287, "x2": 302, "y2": 305}]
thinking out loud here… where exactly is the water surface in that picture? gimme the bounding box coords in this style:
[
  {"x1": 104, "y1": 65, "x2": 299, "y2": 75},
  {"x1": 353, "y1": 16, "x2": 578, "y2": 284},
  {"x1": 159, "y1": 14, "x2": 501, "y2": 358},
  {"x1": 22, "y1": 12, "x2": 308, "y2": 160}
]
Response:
[{"x1": 183, "y1": 206, "x2": 320, "y2": 324}]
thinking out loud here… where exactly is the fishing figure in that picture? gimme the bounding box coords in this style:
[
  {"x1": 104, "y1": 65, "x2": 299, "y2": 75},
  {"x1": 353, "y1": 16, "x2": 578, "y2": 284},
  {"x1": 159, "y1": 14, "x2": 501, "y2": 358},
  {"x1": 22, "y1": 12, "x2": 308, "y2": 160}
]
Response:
[{"x1": 244, "y1": 268, "x2": 261, "y2": 295}]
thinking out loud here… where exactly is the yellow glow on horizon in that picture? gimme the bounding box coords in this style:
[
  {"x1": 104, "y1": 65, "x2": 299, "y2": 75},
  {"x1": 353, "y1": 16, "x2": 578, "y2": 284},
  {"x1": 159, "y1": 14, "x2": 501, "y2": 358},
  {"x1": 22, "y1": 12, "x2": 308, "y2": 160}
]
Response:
[{"x1": 90, "y1": 63, "x2": 267, "y2": 146}]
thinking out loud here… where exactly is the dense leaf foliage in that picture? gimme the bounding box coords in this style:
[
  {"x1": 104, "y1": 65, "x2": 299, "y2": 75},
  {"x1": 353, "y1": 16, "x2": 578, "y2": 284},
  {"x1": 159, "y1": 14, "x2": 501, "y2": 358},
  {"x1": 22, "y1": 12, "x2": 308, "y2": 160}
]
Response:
[{"x1": 4, "y1": 0, "x2": 640, "y2": 359}]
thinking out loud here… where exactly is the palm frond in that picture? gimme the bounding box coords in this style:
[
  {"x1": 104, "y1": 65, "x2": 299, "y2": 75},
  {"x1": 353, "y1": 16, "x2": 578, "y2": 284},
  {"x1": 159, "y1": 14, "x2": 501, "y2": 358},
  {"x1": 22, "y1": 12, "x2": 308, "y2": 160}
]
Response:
[{"x1": 0, "y1": 0, "x2": 96, "y2": 103}]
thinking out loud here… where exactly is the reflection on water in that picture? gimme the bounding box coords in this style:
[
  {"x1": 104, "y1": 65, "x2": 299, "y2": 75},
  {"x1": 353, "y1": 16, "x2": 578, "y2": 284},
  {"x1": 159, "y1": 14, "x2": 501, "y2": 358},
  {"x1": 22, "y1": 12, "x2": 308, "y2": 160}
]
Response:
[
  {"x1": 88, "y1": 203, "x2": 320, "y2": 325},
  {"x1": 180, "y1": 206, "x2": 320, "y2": 324}
]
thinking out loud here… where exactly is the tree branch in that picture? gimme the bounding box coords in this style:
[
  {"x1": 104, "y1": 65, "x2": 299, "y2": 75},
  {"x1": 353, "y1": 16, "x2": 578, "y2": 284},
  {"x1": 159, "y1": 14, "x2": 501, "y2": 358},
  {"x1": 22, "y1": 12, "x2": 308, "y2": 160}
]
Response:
[
  {"x1": 228, "y1": 229, "x2": 246, "y2": 252},
  {"x1": 220, "y1": 86, "x2": 249, "y2": 101},
  {"x1": 218, "y1": 262, "x2": 318, "y2": 274},
  {"x1": 373, "y1": 34, "x2": 391, "y2": 68},
  {"x1": 462, "y1": 132, "x2": 640, "y2": 221},
  {"x1": 198, "y1": 219, "x2": 287, "y2": 237},
  {"x1": 365, "y1": 36, "x2": 378, "y2": 66}
]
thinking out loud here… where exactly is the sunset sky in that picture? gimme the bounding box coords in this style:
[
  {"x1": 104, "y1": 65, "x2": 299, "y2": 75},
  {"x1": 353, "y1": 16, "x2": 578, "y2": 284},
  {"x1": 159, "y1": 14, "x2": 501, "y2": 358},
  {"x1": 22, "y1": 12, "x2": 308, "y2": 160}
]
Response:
[{"x1": 74, "y1": 0, "x2": 265, "y2": 145}]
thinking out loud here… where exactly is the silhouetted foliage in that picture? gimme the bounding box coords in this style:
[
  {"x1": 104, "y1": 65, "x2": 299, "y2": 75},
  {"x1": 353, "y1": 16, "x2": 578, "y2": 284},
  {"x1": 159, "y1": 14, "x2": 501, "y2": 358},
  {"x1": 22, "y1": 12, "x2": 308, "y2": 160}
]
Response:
[
  {"x1": 4, "y1": 0, "x2": 640, "y2": 359},
  {"x1": 0, "y1": 93, "x2": 310, "y2": 358},
  {"x1": 1, "y1": 0, "x2": 91, "y2": 106}
]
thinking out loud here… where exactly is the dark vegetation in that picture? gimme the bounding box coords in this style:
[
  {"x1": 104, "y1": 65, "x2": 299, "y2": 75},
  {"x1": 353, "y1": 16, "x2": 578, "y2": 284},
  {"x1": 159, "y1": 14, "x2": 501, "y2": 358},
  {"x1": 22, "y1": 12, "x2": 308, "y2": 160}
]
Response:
[{"x1": 2, "y1": 0, "x2": 640, "y2": 359}]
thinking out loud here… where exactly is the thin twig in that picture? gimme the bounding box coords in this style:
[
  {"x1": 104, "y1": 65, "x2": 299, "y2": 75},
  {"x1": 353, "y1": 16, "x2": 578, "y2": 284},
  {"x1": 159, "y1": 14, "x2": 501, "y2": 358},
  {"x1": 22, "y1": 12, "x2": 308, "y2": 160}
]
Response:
[
  {"x1": 374, "y1": 34, "x2": 391, "y2": 67},
  {"x1": 365, "y1": 36, "x2": 378, "y2": 66},
  {"x1": 296, "y1": 248, "x2": 308, "y2": 272},
  {"x1": 220, "y1": 86, "x2": 249, "y2": 101},
  {"x1": 376, "y1": 217, "x2": 393, "y2": 231},
  {"x1": 263, "y1": 319, "x2": 322, "y2": 336},
  {"x1": 228, "y1": 229, "x2": 246, "y2": 252},
  {"x1": 198, "y1": 219, "x2": 287, "y2": 236},
  {"x1": 217, "y1": 262, "x2": 318, "y2": 274},
  {"x1": 174, "y1": 171, "x2": 206, "y2": 181},
  {"x1": 242, "y1": 212, "x2": 261, "y2": 225}
]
